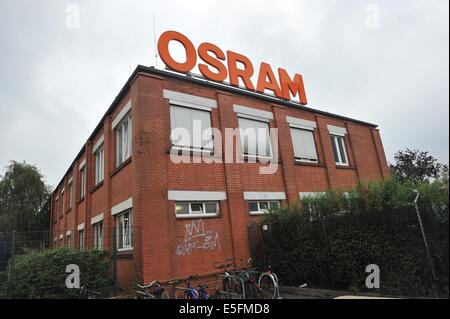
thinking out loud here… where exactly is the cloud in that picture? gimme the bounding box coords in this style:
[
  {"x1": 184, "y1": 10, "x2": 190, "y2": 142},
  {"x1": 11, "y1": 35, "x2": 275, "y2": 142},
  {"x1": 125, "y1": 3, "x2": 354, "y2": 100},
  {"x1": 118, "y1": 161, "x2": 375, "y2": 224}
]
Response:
[{"x1": 0, "y1": 0, "x2": 448, "y2": 186}]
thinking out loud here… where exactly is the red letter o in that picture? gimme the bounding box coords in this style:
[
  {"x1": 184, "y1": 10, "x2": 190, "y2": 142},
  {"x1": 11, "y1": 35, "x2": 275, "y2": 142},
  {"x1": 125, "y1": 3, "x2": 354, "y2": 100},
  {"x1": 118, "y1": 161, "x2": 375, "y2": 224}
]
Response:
[{"x1": 158, "y1": 31, "x2": 197, "y2": 73}]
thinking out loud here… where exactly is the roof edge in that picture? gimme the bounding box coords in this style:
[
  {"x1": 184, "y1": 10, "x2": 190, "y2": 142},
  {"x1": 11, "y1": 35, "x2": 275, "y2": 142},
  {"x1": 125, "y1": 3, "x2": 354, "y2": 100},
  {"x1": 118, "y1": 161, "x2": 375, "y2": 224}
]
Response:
[{"x1": 53, "y1": 64, "x2": 378, "y2": 191}]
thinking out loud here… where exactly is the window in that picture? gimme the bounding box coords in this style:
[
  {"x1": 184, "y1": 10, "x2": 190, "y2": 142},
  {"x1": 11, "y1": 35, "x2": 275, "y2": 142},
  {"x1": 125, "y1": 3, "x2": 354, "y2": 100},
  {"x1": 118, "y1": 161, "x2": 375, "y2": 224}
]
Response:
[
  {"x1": 95, "y1": 144, "x2": 104, "y2": 185},
  {"x1": 331, "y1": 135, "x2": 349, "y2": 166},
  {"x1": 290, "y1": 128, "x2": 318, "y2": 163},
  {"x1": 61, "y1": 191, "x2": 65, "y2": 215},
  {"x1": 56, "y1": 197, "x2": 60, "y2": 218},
  {"x1": 175, "y1": 202, "x2": 219, "y2": 218},
  {"x1": 79, "y1": 166, "x2": 86, "y2": 199},
  {"x1": 68, "y1": 181, "x2": 73, "y2": 209},
  {"x1": 170, "y1": 105, "x2": 213, "y2": 150},
  {"x1": 248, "y1": 201, "x2": 280, "y2": 215},
  {"x1": 93, "y1": 222, "x2": 103, "y2": 250},
  {"x1": 116, "y1": 210, "x2": 132, "y2": 251},
  {"x1": 238, "y1": 118, "x2": 272, "y2": 157},
  {"x1": 78, "y1": 229, "x2": 85, "y2": 251},
  {"x1": 116, "y1": 112, "x2": 132, "y2": 166},
  {"x1": 66, "y1": 235, "x2": 72, "y2": 248}
]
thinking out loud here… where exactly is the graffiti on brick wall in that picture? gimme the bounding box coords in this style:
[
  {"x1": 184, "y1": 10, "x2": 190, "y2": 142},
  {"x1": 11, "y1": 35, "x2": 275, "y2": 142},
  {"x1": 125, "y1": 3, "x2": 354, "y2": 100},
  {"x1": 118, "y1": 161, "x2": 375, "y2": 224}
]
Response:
[{"x1": 175, "y1": 219, "x2": 220, "y2": 256}]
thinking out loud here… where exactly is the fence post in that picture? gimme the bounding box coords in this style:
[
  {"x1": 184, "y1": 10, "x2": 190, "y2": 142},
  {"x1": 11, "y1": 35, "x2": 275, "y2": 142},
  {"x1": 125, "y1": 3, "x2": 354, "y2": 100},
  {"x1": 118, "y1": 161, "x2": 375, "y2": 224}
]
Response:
[
  {"x1": 111, "y1": 226, "x2": 117, "y2": 296},
  {"x1": 7, "y1": 230, "x2": 16, "y2": 298}
]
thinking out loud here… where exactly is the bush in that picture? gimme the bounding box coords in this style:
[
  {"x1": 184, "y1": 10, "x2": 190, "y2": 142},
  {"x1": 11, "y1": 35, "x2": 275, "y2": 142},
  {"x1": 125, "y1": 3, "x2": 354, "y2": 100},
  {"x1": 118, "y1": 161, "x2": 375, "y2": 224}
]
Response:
[
  {"x1": 0, "y1": 270, "x2": 8, "y2": 298},
  {"x1": 261, "y1": 178, "x2": 449, "y2": 297},
  {"x1": 6, "y1": 248, "x2": 112, "y2": 299}
]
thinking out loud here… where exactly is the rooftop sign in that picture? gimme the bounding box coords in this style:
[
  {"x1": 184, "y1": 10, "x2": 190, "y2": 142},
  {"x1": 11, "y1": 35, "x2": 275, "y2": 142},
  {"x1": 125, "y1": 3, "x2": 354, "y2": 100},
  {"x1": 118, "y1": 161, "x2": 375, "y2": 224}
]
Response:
[{"x1": 157, "y1": 31, "x2": 308, "y2": 105}]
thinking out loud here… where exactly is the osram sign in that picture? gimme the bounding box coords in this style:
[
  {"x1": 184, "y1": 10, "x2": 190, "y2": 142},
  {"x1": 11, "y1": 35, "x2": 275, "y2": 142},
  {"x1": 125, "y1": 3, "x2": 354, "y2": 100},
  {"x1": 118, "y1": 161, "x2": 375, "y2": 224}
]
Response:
[{"x1": 158, "y1": 31, "x2": 308, "y2": 105}]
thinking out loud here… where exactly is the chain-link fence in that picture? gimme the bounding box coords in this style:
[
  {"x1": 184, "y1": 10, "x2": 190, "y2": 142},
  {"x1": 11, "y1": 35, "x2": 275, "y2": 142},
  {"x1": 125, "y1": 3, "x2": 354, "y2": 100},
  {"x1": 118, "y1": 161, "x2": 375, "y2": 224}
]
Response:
[{"x1": 0, "y1": 227, "x2": 141, "y2": 298}]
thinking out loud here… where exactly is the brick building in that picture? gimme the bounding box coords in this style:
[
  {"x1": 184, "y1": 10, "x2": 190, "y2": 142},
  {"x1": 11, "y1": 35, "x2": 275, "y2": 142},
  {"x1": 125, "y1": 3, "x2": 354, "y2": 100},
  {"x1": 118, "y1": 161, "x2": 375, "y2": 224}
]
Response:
[{"x1": 50, "y1": 65, "x2": 390, "y2": 288}]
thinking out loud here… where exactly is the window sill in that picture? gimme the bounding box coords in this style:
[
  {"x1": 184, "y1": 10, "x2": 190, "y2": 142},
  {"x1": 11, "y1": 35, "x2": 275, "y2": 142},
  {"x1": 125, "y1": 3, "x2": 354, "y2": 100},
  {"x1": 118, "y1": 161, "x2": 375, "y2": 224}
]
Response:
[
  {"x1": 176, "y1": 213, "x2": 219, "y2": 220},
  {"x1": 90, "y1": 181, "x2": 104, "y2": 194},
  {"x1": 336, "y1": 164, "x2": 356, "y2": 170},
  {"x1": 77, "y1": 197, "x2": 85, "y2": 205},
  {"x1": 111, "y1": 157, "x2": 132, "y2": 178},
  {"x1": 294, "y1": 160, "x2": 325, "y2": 168},
  {"x1": 249, "y1": 212, "x2": 268, "y2": 216},
  {"x1": 115, "y1": 249, "x2": 133, "y2": 259},
  {"x1": 242, "y1": 155, "x2": 281, "y2": 164},
  {"x1": 167, "y1": 147, "x2": 215, "y2": 157}
]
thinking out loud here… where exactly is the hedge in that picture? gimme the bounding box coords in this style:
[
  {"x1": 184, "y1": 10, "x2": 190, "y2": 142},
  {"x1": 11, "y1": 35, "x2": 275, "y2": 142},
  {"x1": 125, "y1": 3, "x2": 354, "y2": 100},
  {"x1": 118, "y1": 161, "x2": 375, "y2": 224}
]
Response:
[
  {"x1": 1, "y1": 248, "x2": 112, "y2": 299},
  {"x1": 260, "y1": 178, "x2": 449, "y2": 297}
]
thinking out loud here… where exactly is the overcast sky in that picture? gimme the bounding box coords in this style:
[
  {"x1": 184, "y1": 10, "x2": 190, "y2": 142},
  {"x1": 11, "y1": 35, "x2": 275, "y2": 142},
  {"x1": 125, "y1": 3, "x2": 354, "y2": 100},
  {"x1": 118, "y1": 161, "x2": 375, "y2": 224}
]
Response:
[{"x1": 0, "y1": 0, "x2": 448, "y2": 187}]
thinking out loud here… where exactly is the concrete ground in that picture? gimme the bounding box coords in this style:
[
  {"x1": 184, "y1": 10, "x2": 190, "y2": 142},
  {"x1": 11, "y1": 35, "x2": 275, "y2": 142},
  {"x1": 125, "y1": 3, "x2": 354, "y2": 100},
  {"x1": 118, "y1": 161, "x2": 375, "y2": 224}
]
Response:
[{"x1": 279, "y1": 286, "x2": 401, "y2": 299}]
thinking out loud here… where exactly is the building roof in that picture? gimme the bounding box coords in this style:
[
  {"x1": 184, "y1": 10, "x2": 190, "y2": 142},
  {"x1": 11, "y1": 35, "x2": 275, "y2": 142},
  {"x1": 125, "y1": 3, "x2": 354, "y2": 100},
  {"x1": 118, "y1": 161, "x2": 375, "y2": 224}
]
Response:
[{"x1": 53, "y1": 65, "x2": 378, "y2": 191}]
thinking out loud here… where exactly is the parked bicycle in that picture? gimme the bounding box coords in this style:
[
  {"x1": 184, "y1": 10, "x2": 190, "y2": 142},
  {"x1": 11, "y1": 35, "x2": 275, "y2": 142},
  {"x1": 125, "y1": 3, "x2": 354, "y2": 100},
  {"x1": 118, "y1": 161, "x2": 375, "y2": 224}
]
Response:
[
  {"x1": 135, "y1": 280, "x2": 169, "y2": 299},
  {"x1": 170, "y1": 275, "x2": 210, "y2": 299},
  {"x1": 214, "y1": 258, "x2": 245, "y2": 299},
  {"x1": 215, "y1": 257, "x2": 281, "y2": 299}
]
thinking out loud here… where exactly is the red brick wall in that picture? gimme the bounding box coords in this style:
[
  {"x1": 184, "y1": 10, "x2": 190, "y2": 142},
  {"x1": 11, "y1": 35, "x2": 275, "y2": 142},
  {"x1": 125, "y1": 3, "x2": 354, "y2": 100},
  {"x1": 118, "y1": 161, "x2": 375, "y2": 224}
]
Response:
[{"x1": 50, "y1": 70, "x2": 390, "y2": 289}]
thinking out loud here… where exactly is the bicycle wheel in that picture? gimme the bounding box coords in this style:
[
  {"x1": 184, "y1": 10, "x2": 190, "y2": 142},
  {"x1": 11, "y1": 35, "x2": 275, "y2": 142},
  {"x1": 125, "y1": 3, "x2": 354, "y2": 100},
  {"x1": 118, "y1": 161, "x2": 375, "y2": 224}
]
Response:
[
  {"x1": 244, "y1": 281, "x2": 263, "y2": 299},
  {"x1": 259, "y1": 273, "x2": 277, "y2": 299},
  {"x1": 224, "y1": 277, "x2": 244, "y2": 299}
]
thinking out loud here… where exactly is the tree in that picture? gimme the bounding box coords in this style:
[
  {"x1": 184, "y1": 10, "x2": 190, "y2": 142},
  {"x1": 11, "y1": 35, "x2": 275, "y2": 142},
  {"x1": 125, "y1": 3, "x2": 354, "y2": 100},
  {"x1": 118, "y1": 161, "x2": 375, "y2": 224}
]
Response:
[
  {"x1": 389, "y1": 149, "x2": 447, "y2": 184},
  {"x1": 0, "y1": 161, "x2": 52, "y2": 232}
]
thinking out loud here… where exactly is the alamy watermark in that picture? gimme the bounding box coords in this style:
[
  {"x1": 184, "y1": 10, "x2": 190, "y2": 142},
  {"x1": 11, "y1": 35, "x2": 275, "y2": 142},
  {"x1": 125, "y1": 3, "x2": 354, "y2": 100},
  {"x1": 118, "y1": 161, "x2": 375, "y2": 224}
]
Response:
[
  {"x1": 365, "y1": 264, "x2": 380, "y2": 289},
  {"x1": 65, "y1": 264, "x2": 80, "y2": 289},
  {"x1": 169, "y1": 122, "x2": 280, "y2": 175},
  {"x1": 65, "y1": 4, "x2": 80, "y2": 29},
  {"x1": 365, "y1": 4, "x2": 381, "y2": 29}
]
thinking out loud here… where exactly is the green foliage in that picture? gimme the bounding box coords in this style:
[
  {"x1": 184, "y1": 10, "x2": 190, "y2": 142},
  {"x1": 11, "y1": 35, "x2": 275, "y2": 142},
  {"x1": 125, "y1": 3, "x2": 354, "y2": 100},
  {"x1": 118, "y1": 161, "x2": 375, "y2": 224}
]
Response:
[
  {"x1": 389, "y1": 149, "x2": 448, "y2": 184},
  {"x1": 3, "y1": 248, "x2": 111, "y2": 299},
  {"x1": 0, "y1": 161, "x2": 52, "y2": 233},
  {"x1": 261, "y1": 178, "x2": 449, "y2": 297}
]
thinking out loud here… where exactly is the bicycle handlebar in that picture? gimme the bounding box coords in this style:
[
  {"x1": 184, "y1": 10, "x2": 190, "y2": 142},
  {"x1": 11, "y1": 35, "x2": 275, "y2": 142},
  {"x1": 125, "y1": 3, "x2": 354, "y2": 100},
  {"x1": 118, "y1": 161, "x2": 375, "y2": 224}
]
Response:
[{"x1": 136, "y1": 280, "x2": 161, "y2": 289}]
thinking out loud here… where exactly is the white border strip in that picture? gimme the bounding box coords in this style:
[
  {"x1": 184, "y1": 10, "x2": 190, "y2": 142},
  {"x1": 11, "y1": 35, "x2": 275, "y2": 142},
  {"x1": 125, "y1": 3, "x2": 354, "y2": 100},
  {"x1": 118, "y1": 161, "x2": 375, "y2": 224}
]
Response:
[
  {"x1": 66, "y1": 230, "x2": 72, "y2": 236},
  {"x1": 164, "y1": 89, "x2": 217, "y2": 110},
  {"x1": 112, "y1": 100, "x2": 132, "y2": 129},
  {"x1": 68, "y1": 176, "x2": 73, "y2": 184},
  {"x1": 79, "y1": 159, "x2": 86, "y2": 170},
  {"x1": 111, "y1": 197, "x2": 133, "y2": 216},
  {"x1": 91, "y1": 213, "x2": 104, "y2": 225},
  {"x1": 168, "y1": 191, "x2": 227, "y2": 201},
  {"x1": 327, "y1": 125, "x2": 347, "y2": 136},
  {"x1": 287, "y1": 117, "x2": 317, "y2": 130},
  {"x1": 77, "y1": 223, "x2": 85, "y2": 231},
  {"x1": 299, "y1": 192, "x2": 326, "y2": 198},
  {"x1": 233, "y1": 105, "x2": 274, "y2": 122},
  {"x1": 92, "y1": 135, "x2": 105, "y2": 154},
  {"x1": 243, "y1": 192, "x2": 286, "y2": 201}
]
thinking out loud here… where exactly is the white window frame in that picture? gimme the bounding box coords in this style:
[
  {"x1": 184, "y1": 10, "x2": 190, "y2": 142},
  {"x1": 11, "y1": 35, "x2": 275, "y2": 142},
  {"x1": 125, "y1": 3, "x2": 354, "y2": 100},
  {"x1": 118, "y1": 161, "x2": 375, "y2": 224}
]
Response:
[
  {"x1": 170, "y1": 104, "x2": 214, "y2": 152},
  {"x1": 78, "y1": 229, "x2": 85, "y2": 251},
  {"x1": 94, "y1": 143, "x2": 105, "y2": 185},
  {"x1": 68, "y1": 181, "x2": 73, "y2": 209},
  {"x1": 238, "y1": 117, "x2": 273, "y2": 159},
  {"x1": 248, "y1": 201, "x2": 281, "y2": 215},
  {"x1": 116, "y1": 210, "x2": 133, "y2": 252},
  {"x1": 79, "y1": 165, "x2": 86, "y2": 199},
  {"x1": 331, "y1": 134, "x2": 349, "y2": 166},
  {"x1": 93, "y1": 222, "x2": 103, "y2": 250},
  {"x1": 175, "y1": 201, "x2": 220, "y2": 219},
  {"x1": 115, "y1": 112, "x2": 132, "y2": 167},
  {"x1": 61, "y1": 189, "x2": 65, "y2": 214},
  {"x1": 290, "y1": 127, "x2": 319, "y2": 163},
  {"x1": 66, "y1": 234, "x2": 72, "y2": 248}
]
